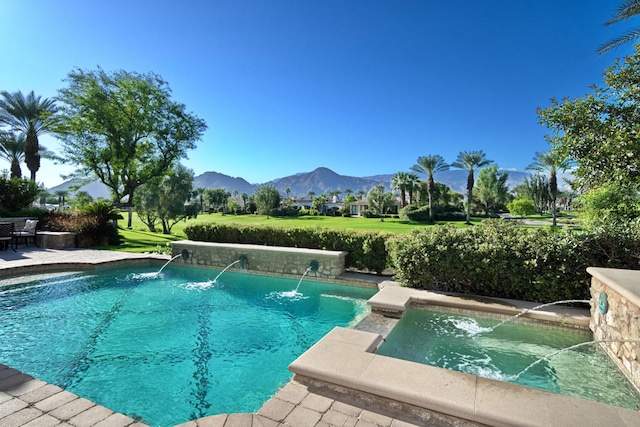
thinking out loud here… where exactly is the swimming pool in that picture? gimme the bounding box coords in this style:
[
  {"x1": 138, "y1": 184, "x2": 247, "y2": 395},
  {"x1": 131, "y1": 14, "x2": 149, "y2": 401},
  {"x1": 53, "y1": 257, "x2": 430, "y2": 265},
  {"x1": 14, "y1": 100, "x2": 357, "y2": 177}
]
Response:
[
  {"x1": 376, "y1": 307, "x2": 640, "y2": 410},
  {"x1": 0, "y1": 264, "x2": 376, "y2": 426}
]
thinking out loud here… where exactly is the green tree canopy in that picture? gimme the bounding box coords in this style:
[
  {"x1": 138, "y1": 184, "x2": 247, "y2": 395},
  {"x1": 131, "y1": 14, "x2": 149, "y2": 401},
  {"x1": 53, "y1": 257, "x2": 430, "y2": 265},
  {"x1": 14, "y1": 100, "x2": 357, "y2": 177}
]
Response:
[
  {"x1": 507, "y1": 198, "x2": 537, "y2": 219},
  {"x1": 254, "y1": 184, "x2": 281, "y2": 216},
  {"x1": 538, "y1": 49, "x2": 640, "y2": 190},
  {"x1": 366, "y1": 185, "x2": 394, "y2": 221},
  {"x1": 134, "y1": 164, "x2": 195, "y2": 234},
  {"x1": 474, "y1": 165, "x2": 509, "y2": 216},
  {"x1": 55, "y1": 67, "x2": 207, "y2": 228}
]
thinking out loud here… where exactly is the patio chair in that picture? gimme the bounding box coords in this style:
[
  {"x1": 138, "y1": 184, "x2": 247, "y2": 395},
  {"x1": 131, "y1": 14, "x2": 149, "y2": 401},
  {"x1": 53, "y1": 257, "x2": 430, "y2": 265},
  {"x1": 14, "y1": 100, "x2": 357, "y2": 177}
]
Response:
[
  {"x1": 0, "y1": 222, "x2": 16, "y2": 251},
  {"x1": 13, "y1": 219, "x2": 38, "y2": 247}
]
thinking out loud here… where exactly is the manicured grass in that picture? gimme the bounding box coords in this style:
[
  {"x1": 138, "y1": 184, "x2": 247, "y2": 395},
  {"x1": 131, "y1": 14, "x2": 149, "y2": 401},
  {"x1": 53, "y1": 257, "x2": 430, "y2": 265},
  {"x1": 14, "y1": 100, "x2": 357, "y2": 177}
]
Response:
[{"x1": 112, "y1": 212, "x2": 483, "y2": 253}]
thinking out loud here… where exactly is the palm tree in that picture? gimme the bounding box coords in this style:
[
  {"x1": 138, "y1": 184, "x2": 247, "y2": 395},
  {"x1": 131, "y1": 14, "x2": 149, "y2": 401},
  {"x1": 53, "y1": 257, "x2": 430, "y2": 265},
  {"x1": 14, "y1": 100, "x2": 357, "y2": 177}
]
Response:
[
  {"x1": 345, "y1": 188, "x2": 353, "y2": 197},
  {"x1": 54, "y1": 190, "x2": 69, "y2": 211},
  {"x1": 451, "y1": 150, "x2": 493, "y2": 225},
  {"x1": 598, "y1": 0, "x2": 640, "y2": 54},
  {"x1": 527, "y1": 150, "x2": 571, "y2": 227},
  {"x1": 0, "y1": 131, "x2": 26, "y2": 178},
  {"x1": 391, "y1": 172, "x2": 411, "y2": 207},
  {"x1": 411, "y1": 155, "x2": 450, "y2": 221},
  {"x1": 0, "y1": 91, "x2": 58, "y2": 181},
  {"x1": 405, "y1": 173, "x2": 419, "y2": 205},
  {"x1": 356, "y1": 189, "x2": 366, "y2": 200}
]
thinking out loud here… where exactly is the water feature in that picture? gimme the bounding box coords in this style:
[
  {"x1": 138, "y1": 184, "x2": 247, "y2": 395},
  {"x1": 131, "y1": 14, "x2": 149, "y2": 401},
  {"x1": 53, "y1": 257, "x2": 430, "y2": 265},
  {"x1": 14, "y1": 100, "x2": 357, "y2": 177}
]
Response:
[
  {"x1": 0, "y1": 264, "x2": 375, "y2": 426},
  {"x1": 514, "y1": 339, "x2": 640, "y2": 381},
  {"x1": 473, "y1": 299, "x2": 591, "y2": 335},
  {"x1": 377, "y1": 308, "x2": 640, "y2": 409},
  {"x1": 278, "y1": 265, "x2": 314, "y2": 299},
  {"x1": 129, "y1": 252, "x2": 185, "y2": 280},
  {"x1": 212, "y1": 259, "x2": 241, "y2": 283}
]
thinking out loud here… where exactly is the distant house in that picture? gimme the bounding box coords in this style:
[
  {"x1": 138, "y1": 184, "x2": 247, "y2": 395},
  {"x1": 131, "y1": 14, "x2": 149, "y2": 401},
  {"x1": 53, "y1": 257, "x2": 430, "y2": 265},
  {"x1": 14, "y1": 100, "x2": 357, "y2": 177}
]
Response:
[{"x1": 350, "y1": 199, "x2": 400, "y2": 216}]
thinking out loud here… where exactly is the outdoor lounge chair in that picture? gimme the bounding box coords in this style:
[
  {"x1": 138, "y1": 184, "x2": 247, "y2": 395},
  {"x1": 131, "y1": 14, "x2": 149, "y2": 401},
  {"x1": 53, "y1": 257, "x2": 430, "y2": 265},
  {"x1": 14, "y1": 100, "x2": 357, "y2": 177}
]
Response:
[
  {"x1": 0, "y1": 222, "x2": 16, "y2": 251},
  {"x1": 13, "y1": 219, "x2": 38, "y2": 247}
]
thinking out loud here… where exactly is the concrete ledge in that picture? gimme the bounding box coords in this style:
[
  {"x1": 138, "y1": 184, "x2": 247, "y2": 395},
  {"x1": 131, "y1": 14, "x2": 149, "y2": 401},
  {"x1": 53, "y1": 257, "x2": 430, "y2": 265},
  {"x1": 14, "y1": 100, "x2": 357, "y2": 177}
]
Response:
[
  {"x1": 289, "y1": 327, "x2": 640, "y2": 427},
  {"x1": 368, "y1": 284, "x2": 591, "y2": 329},
  {"x1": 171, "y1": 240, "x2": 347, "y2": 279}
]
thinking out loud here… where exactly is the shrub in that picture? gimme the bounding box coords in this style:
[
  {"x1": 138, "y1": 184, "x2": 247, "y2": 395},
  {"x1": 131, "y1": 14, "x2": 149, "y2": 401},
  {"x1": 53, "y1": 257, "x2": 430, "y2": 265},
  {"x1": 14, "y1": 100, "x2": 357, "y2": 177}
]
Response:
[
  {"x1": 388, "y1": 219, "x2": 640, "y2": 302},
  {"x1": 41, "y1": 203, "x2": 122, "y2": 247}
]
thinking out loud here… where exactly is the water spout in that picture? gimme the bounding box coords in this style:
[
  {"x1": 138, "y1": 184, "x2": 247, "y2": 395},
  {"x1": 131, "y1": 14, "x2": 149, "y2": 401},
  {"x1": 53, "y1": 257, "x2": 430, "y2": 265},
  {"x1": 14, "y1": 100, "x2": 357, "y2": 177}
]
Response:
[
  {"x1": 280, "y1": 266, "x2": 314, "y2": 298},
  {"x1": 129, "y1": 254, "x2": 183, "y2": 280},
  {"x1": 212, "y1": 260, "x2": 241, "y2": 283},
  {"x1": 476, "y1": 300, "x2": 591, "y2": 335},
  {"x1": 157, "y1": 254, "x2": 183, "y2": 275},
  {"x1": 514, "y1": 339, "x2": 640, "y2": 381}
]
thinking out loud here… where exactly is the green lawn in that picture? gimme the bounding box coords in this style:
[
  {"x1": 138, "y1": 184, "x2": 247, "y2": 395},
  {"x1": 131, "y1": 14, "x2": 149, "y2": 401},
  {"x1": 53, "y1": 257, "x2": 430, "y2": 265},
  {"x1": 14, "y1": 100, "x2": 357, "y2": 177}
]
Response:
[{"x1": 113, "y1": 212, "x2": 484, "y2": 253}]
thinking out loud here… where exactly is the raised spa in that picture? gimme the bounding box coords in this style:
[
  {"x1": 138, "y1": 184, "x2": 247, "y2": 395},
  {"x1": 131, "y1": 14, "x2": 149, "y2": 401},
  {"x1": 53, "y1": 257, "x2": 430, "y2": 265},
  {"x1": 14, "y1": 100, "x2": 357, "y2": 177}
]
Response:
[{"x1": 376, "y1": 307, "x2": 640, "y2": 410}]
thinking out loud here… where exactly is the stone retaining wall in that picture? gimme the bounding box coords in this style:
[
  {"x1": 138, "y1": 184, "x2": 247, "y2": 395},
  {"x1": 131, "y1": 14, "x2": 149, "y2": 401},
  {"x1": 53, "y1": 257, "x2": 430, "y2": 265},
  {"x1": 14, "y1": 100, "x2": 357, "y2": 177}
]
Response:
[
  {"x1": 170, "y1": 240, "x2": 347, "y2": 279},
  {"x1": 588, "y1": 267, "x2": 640, "y2": 392},
  {"x1": 36, "y1": 231, "x2": 77, "y2": 249}
]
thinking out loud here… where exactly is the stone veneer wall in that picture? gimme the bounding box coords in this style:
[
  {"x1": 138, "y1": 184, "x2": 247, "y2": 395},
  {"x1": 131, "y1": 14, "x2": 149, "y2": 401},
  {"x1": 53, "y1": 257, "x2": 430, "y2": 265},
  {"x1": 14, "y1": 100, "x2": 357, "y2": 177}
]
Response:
[
  {"x1": 170, "y1": 240, "x2": 347, "y2": 279},
  {"x1": 588, "y1": 267, "x2": 640, "y2": 392}
]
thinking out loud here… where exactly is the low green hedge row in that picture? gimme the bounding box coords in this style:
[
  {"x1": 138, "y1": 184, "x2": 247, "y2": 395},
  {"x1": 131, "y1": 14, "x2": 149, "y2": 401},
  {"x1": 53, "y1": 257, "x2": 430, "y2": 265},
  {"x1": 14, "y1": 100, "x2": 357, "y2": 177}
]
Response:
[
  {"x1": 388, "y1": 220, "x2": 640, "y2": 302},
  {"x1": 184, "y1": 220, "x2": 640, "y2": 302},
  {"x1": 184, "y1": 222, "x2": 389, "y2": 273}
]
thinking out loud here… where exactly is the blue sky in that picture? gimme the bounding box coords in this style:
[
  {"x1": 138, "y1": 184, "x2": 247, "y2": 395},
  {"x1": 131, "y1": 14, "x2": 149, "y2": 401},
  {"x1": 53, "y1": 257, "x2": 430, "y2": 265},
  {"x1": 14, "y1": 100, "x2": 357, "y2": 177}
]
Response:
[{"x1": 0, "y1": 1, "x2": 634, "y2": 187}]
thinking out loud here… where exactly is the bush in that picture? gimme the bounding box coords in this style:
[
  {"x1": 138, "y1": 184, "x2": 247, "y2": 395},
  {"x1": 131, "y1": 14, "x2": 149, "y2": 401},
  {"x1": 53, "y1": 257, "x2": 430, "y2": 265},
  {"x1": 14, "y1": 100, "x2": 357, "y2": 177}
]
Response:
[
  {"x1": 388, "y1": 219, "x2": 640, "y2": 302},
  {"x1": 361, "y1": 209, "x2": 381, "y2": 218},
  {"x1": 270, "y1": 206, "x2": 300, "y2": 217},
  {"x1": 399, "y1": 205, "x2": 430, "y2": 221},
  {"x1": 41, "y1": 203, "x2": 122, "y2": 247},
  {"x1": 184, "y1": 223, "x2": 390, "y2": 274},
  {"x1": 0, "y1": 176, "x2": 41, "y2": 216}
]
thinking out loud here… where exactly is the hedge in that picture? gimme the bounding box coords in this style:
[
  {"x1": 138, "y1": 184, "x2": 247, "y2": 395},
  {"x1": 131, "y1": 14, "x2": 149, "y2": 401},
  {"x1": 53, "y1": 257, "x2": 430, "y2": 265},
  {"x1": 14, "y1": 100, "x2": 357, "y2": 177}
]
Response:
[
  {"x1": 387, "y1": 220, "x2": 640, "y2": 302},
  {"x1": 184, "y1": 222, "x2": 390, "y2": 274}
]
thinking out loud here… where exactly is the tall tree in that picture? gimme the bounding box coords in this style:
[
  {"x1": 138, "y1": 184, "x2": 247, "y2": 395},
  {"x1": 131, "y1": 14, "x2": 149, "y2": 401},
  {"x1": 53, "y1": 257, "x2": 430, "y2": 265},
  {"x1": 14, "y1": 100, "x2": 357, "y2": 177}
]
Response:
[
  {"x1": 254, "y1": 184, "x2": 281, "y2": 216},
  {"x1": 474, "y1": 165, "x2": 510, "y2": 217},
  {"x1": 0, "y1": 131, "x2": 26, "y2": 178},
  {"x1": 366, "y1": 185, "x2": 394, "y2": 221},
  {"x1": 135, "y1": 164, "x2": 195, "y2": 233},
  {"x1": 451, "y1": 150, "x2": 492, "y2": 224},
  {"x1": 0, "y1": 91, "x2": 58, "y2": 181},
  {"x1": 391, "y1": 172, "x2": 411, "y2": 207},
  {"x1": 523, "y1": 174, "x2": 551, "y2": 215},
  {"x1": 598, "y1": 0, "x2": 640, "y2": 54},
  {"x1": 527, "y1": 149, "x2": 571, "y2": 226},
  {"x1": 405, "y1": 173, "x2": 419, "y2": 205},
  {"x1": 56, "y1": 67, "x2": 207, "y2": 228},
  {"x1": 411, "y1": 155, "x2": 450, "y2": 221}
]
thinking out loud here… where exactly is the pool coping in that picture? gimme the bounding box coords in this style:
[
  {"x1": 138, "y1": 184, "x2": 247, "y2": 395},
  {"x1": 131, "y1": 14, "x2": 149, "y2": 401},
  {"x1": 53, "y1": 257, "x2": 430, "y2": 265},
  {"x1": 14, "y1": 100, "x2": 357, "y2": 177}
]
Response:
[{"x1": 289, "y1": 285, "x2": 640, "y2": 427}]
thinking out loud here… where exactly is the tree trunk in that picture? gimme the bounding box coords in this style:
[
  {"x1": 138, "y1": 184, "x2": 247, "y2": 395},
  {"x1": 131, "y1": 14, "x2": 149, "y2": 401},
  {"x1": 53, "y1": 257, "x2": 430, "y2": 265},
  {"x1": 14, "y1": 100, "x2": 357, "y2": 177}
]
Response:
[
  {"x1": 25, "y1": 132, "x2": 40, "y2": 182},
  {"x1": 466, "y1": 172, "x2": 474, "y2": 225}
]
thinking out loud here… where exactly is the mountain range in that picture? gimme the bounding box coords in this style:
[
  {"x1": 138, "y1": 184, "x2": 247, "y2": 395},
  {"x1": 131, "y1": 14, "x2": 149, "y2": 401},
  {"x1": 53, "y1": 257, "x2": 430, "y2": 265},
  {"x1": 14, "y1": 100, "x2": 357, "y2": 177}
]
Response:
[{"x1": 48, "y1": 166, "x2": 533, "y2": 200}]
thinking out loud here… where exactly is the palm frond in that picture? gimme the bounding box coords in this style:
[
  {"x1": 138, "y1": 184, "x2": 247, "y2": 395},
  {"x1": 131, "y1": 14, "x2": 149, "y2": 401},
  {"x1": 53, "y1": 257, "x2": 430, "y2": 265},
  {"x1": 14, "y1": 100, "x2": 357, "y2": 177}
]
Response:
[
  {"x1": 605, "y1": 0, "x2": 640, "y2": 26},
  {"x1": 598, "y1": 28, "x2": 640, "y2": 54}
]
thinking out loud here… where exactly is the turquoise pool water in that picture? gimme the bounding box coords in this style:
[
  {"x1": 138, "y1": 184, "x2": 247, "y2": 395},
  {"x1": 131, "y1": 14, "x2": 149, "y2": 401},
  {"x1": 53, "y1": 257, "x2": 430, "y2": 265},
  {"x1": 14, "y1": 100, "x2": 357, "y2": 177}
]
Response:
[
  {"x1": 377, "y1": 308, "x2": 640, "y2": 410},
  {"x1": 0, "y1": 265, "x2": 376, "y2": 426}
]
